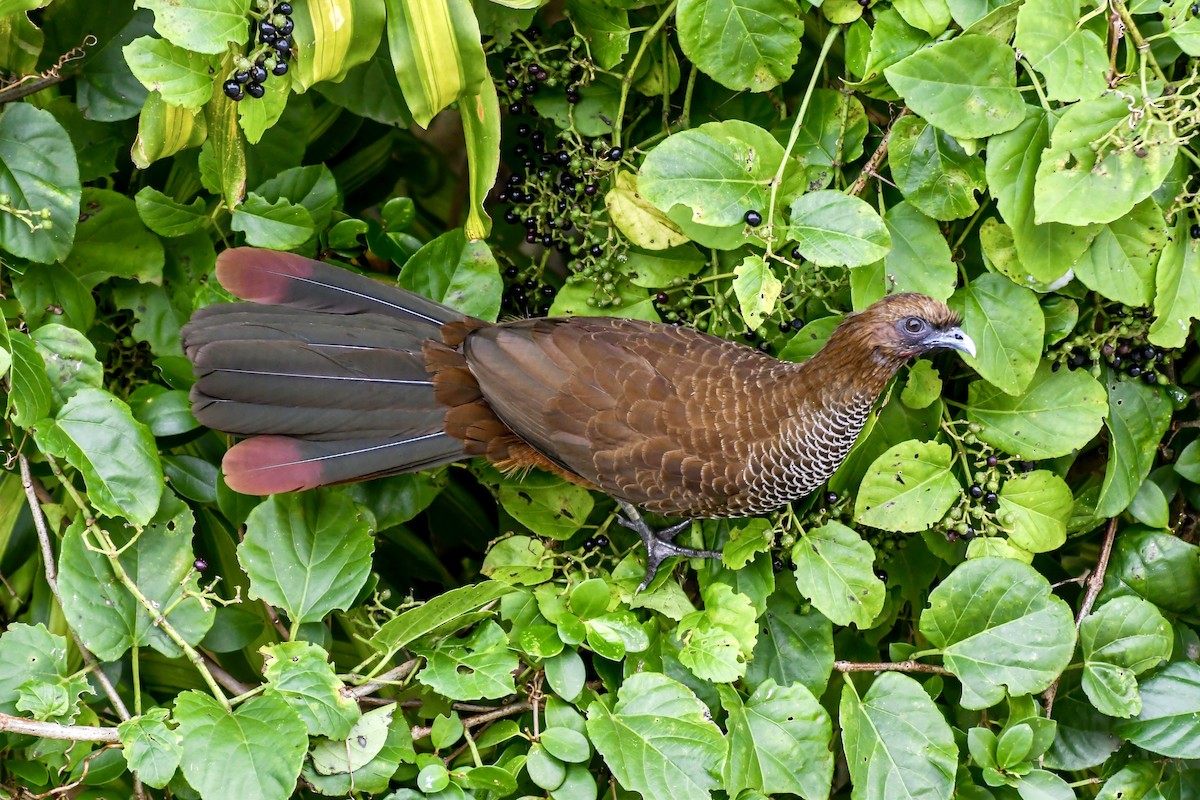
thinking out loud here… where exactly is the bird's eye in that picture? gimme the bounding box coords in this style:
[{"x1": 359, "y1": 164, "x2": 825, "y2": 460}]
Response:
[{"x1": 903, "y1": 317, "x2": 927, "y2": 335}]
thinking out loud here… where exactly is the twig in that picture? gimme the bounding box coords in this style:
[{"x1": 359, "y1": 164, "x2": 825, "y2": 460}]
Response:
[
  {"x1": 44, "y1": 453, "x2": 232, "y2": 712},
  {"x1": 1043, "y1": 517, "x2": 1119, "y2": 720},
  {"x1": 849, "y1": 108, "x2": 910, "y2": 197},
  {"x1": 203, "y1": 654, "x2": 255, "y2": 696},
  {"x1": 0, "y1": 34, "x2": 97, "y2": 105},
  {"x1": 411, "y1": 700, "x2": 535, "y2": 741},
  {"x1": 834, "y1": 659, "x2": 950, "y2": 675},
  {"x1": 19, "y1": 454, "x2": 131, "y2": 722},
  {"x1": 347, "y1": 660, "x2": 420, "y2": 700},
  {"x1": 0, "y1": 712, "x2": 119, "y2": 743}
]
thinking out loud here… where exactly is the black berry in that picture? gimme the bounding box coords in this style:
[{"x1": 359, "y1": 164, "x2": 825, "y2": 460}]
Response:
[
  {"x1": 605, "y1": 146, "x2": 623, "y2": 161},
  {"x1": 250, "y1": 64, "x2": 268, "y2": 83},
  {"x1": 969, "y1": 484, "x2": 983, "y2": 499},
  {"x1": 246, "y1": 82, "x2": 266, "y2": 98},
  {"x1": 223, "y1": 80, "x2": 244, "y2": 100},
  {"x1": 194, "y1": 558, "x2": 208, "y2": 571},
  {"x1": 594, "y1": 535, "x2": 609, "y2": 548},
  {"x1": 234, "y1": 70, "x2": 250, "y2": 84},
  {"x1": 983, "y1": 491, "x2": 998, "y2": 507},
  {"x1": 985, "y1": 455, "x2": 998, "y2": 467},
  {"x1": 277, "y1": 1, "x2": 292, "y2": 13},
  {"x1": 744, "y1": 210, "x2": 763, "y2": 227}
]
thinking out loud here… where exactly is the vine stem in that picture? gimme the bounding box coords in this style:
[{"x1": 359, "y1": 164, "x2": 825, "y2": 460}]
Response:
[
  {"x1": 834, "y1": 659, "x2": 950, "y2": 675},
  {"x1": 18, "y1": 454, "x2": 131, "y2": 723},
  {"x1": 44, "y1": 453, "x2": 232, "y2": 712},
  {"x1": 0, "y1": 712, "x2": 120, "y2": 743},
  {"x1": 848, "y1": 108, "x2": 909, "y2": 198},
  {"x1": 765, "y1": 25, "x2": 842, "y2": 260},
  {"x1": 1042, "y1": 517, "x2": 1119, "y2": 722},
  {"x1": 611, "y1": 0, "x2": 677, "y2": 148},
  {"x1": 1109, "y1": 0, "x2": 1170, "y2": 85}
]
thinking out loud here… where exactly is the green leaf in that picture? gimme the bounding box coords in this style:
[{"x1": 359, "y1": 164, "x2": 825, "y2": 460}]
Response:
[
  {"x1": 676, "y1": 0, "x2": 804, "y2": 91},
  {"x1": 255, "y1": 164, "x2": 340, "y2": 234},
  {"x1": 545, "y1": 649, "x2": 587, "y2": 702},
  {"x1": 1034, "y1": 94, "x2": 1178, "y2": 226},
  {"x1": 31, "y1": 323, "x2": 103, "y2": 409},
  {"x1": 133, "y1": 0, "x2": 251, "y2": 54},
  {"x1": 64, "y1": 187, "x2": 165, "y2": 288},
  {"x1": 12, "y1": 263, "x2": 96, "y2": 332},
  {"x1": 920, "y1": 558, "x2": 1076, "y2": 708},
  {"x1": 414, "y1": 620, "x2": 519, "y2": 700},
  {"x1": 262, "y1": 641, "x2": 361, "y2": 738},
  {"x1": 119, "y1": 708, "x2": 182, "y2": 789},
  {"x1": 840, "y1": 672, "x2": 957, "y2": 800},
  {"x1": 1074, "y1": 199, "x2": 1165, "y2": 307},
  {"x1": 564, "y1": 0, "x2": 629, "y2": 69},
  {"x1": 792, "y1": 89, "x2": 869, "y2": 168},
  {"x1": 586, "y1": 610, "x2": 650, "y2": 660},
  {"x1": 791, "y1": 521, "x2": 885, "y2": 628},
  {"x1": 6, "y1": 331, "x2": 52, "y2": 428},
  {"x1": 370, "y1": 581, "x2": 513, "y2": 654},
  {"x1": 230, "y1": 192, "x2": 315, "y2": 250},
  {"x1": 570, "y1": 578, "x2": 613, "y2": 620},
  {"x1": 787, "y1": 191, "x2": 891, "y2": 267},
  {"x1": 0, "y1": 624, "x2": 82, "y2": 717},
  {"x1": 640, "y1": 120, "x2": 785, "y2": 228},
  {"x1": 996, "y1": 470, "x2": 1073, "y2": 553},
  {"x1": 482, "y1": 535, "x2": 555, "y2": 585},
  {"x1": 498, "y1": 472, "x2": 594, "y2": 541},
  {"x1": 34, "y1": 387, "x2": 163, "y2": 525},
  {"x1": 122, "y1": 36, "x2": 219, "y2": 108},
  {"x1": 289, "y1": 0, "x2": 386, "y2": 91},
  {"x1": 950, "y1": 274, "x2": 1043, "y2": 395},
  {"x1": 1093, "y1": 763, "x2": 1161, "y2": 800},
  {"x1": 720, "y1": 681, "x2": 832, "y2": 800},
  {"x1": 1096, "y1": 375, "x2": 1172, "y2": 517},
  {"x1": 1080, "y1": 596, "x2": 1172, "y2": 718},
  {"x1": 986, "y1": 108, "x2": 1100, "y2": 284},
  {"x1": 310, "y1": 705, "x2": 395, "y2": 775},
  {"x1": 238, "y1": 491, "x2": 374, "y2": 624},
  {"x1": 893, "y1": 0, "x2": 952, "y2": 34},
  {"x1": 57, "y1": 492, "x2": 214, "y2": 661},
  {"x1": 606, "y1": 174, "x2": 690, "y2": 251},
  {"x1": 855, "y1": 439, "x2": 960, "y2": 531},
  {"x1": 585, "y1": 673, "x2": 726, "y2": 800},
  {"x1": 745, "y1": 597, "x2": 834, "y2": 697},
  {"x1": 133, "y1": 92, "x2": 207, "y2": 170},
  {"x1": 966, "y1": 361, "x2": 1108, "y2": 459},
  {"x1": 0, "y1": 102, "x2": 80, "y2": 263},
  {"x1": 540, "y1": 727, "x2": 592, "y2": 763},
  {"x1": 461, "y1": 81, "x2": 502, "y2": 240},
  {"x1": 175, "y1": 691, "x2": 308, "y2": 800},
  {"x1": 1014, "y1": 0, "x2": 1107, "y2": 102},
  {"x1": 888, "y1": 115, "x2": 986, "y2": 221},
  {"x1": 677, "y1": 583, "x2": 758, "y2": 682},
  {"x1": 1114, "y1": 661, "x2": 1200, "y2": 758},
  {"x1": 400, "y1": 228, "x2": 503, "y2": 321},
  {"x1": 528, "y1": 742, "x2": 567, "y2": 790},
  {"x1": 722, "y1": 518, "x2": 774, "y2": 570},
  {"x1": 901, "y1": 360, "x2": 943, "y2": 409},
  {"x1": 879, "y1": 202, "x2": 957, "y2": 301},
  {"x1": 883, "y1": 35, "x2": 1025, "y2": 139},
  {"x1": 385, "y1": 0, "x2": 487, "y2": 127},
  {"x1": 134, "y1": 187, "x2": 208, "y2": 238},
  {"x1": 1149, "y1": 217, "x2": 1200, "y2": 348},
  {"x1": 732, "y1": 255, "x2": 782, "y2": 330},
  {"x1": 1096, "y1": 527, "x2": 1200, "y2": 615}
]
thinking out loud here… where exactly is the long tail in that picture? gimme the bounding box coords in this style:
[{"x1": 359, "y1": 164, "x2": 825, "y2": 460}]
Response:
[{"x1": 182, "y1": 248, "x2": 471, "y2": 495}]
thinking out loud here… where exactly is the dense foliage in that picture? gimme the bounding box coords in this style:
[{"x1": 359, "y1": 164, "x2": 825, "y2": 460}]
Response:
[{"x1": 1, "y1": 0, "x2": 1199, "y2": 798}]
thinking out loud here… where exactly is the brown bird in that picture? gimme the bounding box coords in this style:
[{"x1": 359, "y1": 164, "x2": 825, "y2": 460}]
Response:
[{"x1": 183, "y1": 248, "x2": 975, "y2": 588}]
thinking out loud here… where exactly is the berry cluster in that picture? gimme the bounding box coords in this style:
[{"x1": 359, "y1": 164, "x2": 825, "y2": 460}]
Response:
[
  {"x1": 223, "y1": 1, "x2": 293, "y2": 101},
  {"x1": 940, "y1": 446, "x2": 1037, "y2": 540},
  {"x1": 581, "y1": 534, "x2": 610, "y2": 552},
  {"x1": 1052, "y1": 306, "x2": 1171, "y2": 385}
]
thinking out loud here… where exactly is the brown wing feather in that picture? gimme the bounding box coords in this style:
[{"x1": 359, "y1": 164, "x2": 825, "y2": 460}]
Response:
[{"x1": 463, "y1": 317, "x2": 794, "y2": 516}]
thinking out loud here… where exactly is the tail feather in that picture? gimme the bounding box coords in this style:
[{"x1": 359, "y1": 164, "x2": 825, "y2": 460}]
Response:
[
  {"x1": 222, "y1": 433, "x2": 464, "y2": 494},
  {"x1": 214, "y1": 247, "x2": 464, "y2": 327},
  {"x1": 182, "y1": 249, "x2": 477, "y2": 495}
]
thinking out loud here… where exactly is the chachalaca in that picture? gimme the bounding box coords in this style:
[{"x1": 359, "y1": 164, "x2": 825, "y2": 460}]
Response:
[{"x1": 183, "y1": 248, "x2": 975, "y2": 588}]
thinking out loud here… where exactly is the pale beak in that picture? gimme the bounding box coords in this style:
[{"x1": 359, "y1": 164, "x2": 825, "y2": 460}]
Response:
[{"x1": 927, "y1": 327, "x2": 976, "y2": 358}]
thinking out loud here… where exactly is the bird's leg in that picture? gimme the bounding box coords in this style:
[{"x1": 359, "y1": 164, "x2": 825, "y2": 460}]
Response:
[{"x1": 615, "y1": 501, "x2": 723, "y2": 591}]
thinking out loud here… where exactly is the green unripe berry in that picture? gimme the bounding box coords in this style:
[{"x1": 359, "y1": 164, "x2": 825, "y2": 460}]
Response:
[{"x1": 0, "y1": 193, "x2": 10, "y2": 205}]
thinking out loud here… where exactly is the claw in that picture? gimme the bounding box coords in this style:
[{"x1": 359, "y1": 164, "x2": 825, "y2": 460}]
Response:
[{"x1": 615, "y1": 501, "x2": 723, "y2": 591}]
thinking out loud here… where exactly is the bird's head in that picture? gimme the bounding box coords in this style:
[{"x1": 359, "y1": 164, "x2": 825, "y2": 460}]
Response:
[{"x1": 844, "y1": 293, "x2": 976, "y2": 364}]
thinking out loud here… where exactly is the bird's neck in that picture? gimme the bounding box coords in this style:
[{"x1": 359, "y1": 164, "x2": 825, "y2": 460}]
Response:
[{"x1": 787, "y1": 323, "x2": 906, "y2": 408}]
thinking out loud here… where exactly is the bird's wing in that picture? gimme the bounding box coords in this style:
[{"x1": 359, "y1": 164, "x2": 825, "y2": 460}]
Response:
[{"x1": 463, "y1": 317, "x2": 778, "y2": 514}]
